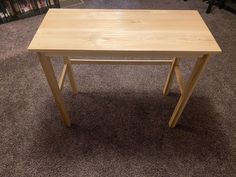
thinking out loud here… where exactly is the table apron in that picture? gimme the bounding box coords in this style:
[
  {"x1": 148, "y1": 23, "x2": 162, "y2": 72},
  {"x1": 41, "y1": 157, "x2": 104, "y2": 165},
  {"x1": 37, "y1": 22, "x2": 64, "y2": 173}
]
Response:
[{"x1": 41, "y1": 51, "x2": 208, "y2": 59}]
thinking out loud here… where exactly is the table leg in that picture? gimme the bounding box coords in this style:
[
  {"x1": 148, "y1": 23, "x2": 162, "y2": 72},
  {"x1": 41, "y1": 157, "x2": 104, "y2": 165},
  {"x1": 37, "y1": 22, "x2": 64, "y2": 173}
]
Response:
[
  {"x1": 38, "y1": 53, "x2": 71, "y2": 127},
  {"x1": 168, "y1": 54, "x2": 210, "y2": 128},
  {"x1": 64, "y1": 57, "x2": 78, "y2": 94},
  {"x1": 163, "y1": 57, "x2": 179, "y2": 96}
]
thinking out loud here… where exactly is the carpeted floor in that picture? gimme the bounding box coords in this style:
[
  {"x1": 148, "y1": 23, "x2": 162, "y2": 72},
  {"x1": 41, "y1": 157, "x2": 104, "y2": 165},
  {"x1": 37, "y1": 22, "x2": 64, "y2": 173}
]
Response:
[{"x1": 0, "y1": 0, "x2": 236, "y2": 176}]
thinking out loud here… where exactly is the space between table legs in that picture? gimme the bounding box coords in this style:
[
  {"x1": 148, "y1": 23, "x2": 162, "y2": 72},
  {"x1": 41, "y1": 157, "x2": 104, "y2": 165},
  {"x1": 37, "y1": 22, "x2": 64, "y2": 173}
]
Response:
[
  {"x1": 38, "y1": 53, "x2": 71, "y2": 127},
  {"x1": 168, "y1": 54, "x2": 211, "y2": 128}
]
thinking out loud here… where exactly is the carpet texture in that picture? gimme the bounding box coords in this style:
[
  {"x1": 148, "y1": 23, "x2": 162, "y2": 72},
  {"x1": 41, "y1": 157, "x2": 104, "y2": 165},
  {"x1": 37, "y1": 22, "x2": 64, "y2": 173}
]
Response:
[{"x1": 0, "y1": 0, "x2": 236, "y2": 176}]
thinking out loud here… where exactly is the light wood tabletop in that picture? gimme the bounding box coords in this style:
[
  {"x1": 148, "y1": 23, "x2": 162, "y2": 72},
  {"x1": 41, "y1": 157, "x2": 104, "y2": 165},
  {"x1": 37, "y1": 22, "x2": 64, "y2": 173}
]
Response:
[
  {"x1": 28, "y1": 9, "x2": 221, "y2": 55},
  {"x1": 28, "y1": 9, "x2": 221, "y2": 128}
]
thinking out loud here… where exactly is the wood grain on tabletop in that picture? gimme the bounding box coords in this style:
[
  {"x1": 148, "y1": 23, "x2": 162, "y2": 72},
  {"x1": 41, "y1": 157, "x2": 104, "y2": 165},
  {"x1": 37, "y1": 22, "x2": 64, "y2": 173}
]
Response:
[{"x1": 28, "y1": 9, "x2": 221, "y2": 55}]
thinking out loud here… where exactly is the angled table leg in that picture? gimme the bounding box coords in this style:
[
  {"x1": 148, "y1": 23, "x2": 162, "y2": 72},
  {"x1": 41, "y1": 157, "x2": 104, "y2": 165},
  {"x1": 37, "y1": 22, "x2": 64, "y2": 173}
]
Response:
[
  {"x1": 169, "y1": 54, "x2": 210, "y2": 128},
  {"x1": 38, "y1": 53, "x2": 71, "y2": 127},
  {"x1": 63, "y1": 57, "x2": 78, "y2": 94},
  {"x1": 163, "y1": 57, "x2": 179, "y2": 96}
]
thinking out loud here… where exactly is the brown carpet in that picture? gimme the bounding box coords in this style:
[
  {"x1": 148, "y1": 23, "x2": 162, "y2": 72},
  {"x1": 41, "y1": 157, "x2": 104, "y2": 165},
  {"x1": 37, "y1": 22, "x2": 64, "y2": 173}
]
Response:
[{"x1": 0, "y1": 0, "x2": 236, "y2": 176}]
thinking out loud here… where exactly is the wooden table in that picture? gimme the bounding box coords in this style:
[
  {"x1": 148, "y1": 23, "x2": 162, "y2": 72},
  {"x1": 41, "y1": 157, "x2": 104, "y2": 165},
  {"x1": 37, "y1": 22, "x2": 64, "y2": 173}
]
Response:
[{"x1": 28, "y1": 9, "x2": 221, "y2": 128}]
